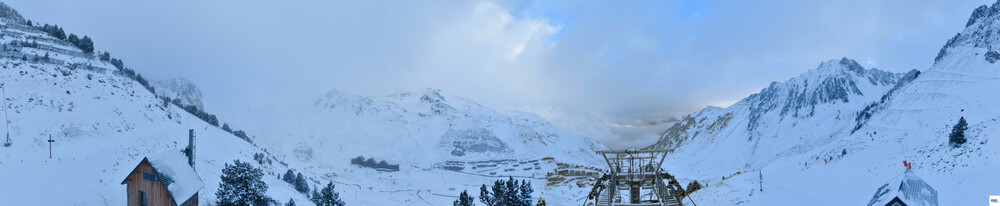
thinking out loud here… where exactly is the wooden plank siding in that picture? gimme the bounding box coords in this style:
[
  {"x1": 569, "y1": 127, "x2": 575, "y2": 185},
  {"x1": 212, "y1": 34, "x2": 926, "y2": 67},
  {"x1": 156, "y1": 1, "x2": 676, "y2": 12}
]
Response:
[{"x1": 122, "y1": 159, "x2": 177, "y2": 206}]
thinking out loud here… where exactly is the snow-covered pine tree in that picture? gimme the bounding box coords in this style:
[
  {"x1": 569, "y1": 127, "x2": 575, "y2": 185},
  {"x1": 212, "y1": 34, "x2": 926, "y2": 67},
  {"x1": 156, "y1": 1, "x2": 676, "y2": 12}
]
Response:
[
  {"x1": 479, "y1": 177, "x2": 533, "y2": 206},
  {"x1": 215, "y1": 160, "x2": 272, "y2": 206},
  {"x1": 949, "y1": 116, "x2": 968, "y2": 147},
  {"x1": 479, "y1": 184, "x2": 495, "y2": 206},
  {"x1": 453, "y1": 190, "x2": 475, "y2": 206},
  {"x1": 312, "y1": 182, "x2": 345, "y2": 206},
  {"x1": 286, "y1": 198, "x2": 295, "y2": 206},
  {"x1": 535, "y1": 197, "x2": 546, "y2": 206},
  {"x1": 518, "y1": 179, "x2": 533, "y2": 206},
  {"x1": 283, "y1": 169, "x2": 295, "y2": 184},
  {"x1": 295, "y1": 172, "x2": 309, "y2": 193}
]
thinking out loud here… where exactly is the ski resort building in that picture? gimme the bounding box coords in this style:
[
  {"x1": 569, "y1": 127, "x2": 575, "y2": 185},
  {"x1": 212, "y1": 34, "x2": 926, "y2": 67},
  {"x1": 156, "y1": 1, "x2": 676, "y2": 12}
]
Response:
[
  {"x1": 867, "y1": 170, "x2": 938, "y2": 206},
  {"x1": 121, "y1": 130, "x2": 203, "y2": 206}
]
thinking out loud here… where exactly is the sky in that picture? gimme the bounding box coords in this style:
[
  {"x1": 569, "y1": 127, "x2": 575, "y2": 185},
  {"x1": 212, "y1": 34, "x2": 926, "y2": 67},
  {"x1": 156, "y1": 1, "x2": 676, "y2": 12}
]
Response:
[{"x1": 5, "y1": 0, "x2": 993, "y2": 120}]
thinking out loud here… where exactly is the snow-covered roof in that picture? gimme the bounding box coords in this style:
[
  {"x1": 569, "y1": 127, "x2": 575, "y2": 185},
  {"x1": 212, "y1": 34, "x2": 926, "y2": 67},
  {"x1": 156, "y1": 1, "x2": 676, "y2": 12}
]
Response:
[
  {"x1": 146, "y1": 151, "x2": 204, "y2": 204},
  {"x1": 867, "y1": 170, "x2": 938, "y2": 206}
]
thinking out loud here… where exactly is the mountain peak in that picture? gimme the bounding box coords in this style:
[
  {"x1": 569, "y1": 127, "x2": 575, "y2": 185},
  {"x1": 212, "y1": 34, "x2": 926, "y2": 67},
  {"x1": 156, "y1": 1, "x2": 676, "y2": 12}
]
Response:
[
  {"x1": 738, "y1": 58, "x2": 900, "y2": 131},
  {"x1": 815, "y1": 57, "x2": 866, "y2": 74},
  {"x1": 966, "y1": 1, "x2": 1000, "y2": 27},
  {"x1": 936, "y1": 0, "x2": 1000, "y2": 62},
  {"x1": 419, "y1": 88, "x2": 447, "y2": 104}
]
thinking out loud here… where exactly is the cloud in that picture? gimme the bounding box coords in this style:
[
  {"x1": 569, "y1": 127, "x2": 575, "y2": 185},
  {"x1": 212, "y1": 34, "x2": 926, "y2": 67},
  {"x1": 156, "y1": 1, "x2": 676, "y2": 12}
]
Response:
[{"x1": 411, "y1": 0, "x2": 560, "y2": 108}]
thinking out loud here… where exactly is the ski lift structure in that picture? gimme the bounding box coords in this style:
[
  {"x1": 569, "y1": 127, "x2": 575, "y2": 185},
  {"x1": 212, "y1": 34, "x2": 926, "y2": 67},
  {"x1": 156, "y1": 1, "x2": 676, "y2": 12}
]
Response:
[{"x1": 586, "y1": 148, "x2": 690, "y2": 206}]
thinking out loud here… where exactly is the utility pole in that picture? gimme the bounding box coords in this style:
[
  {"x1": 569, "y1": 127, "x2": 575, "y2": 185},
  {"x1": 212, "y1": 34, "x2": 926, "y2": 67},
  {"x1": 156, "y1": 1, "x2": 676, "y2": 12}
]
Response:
[
  {"x1": 48, "y1": 134, "x2": 54, "y2": 158},
  {"x1": 3, "y1": 84, "x2": 10, "y2": 147}
]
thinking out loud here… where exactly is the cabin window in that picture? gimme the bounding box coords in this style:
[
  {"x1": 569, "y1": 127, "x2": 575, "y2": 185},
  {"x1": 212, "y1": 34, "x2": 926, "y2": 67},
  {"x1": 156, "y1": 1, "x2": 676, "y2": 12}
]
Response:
[
  {"x1": 142, "y1": 171, "x2": 156, "y2": 182},
  {"x1": 140, "y1": 191, "x2": 147, "y2": 206}
]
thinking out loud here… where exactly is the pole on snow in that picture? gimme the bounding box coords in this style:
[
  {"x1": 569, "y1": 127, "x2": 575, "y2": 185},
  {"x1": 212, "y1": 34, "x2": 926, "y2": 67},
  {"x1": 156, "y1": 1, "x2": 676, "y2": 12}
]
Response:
[
  {"x1": 759, "y1": 170, "x2": 763, "y2": 192},
  {"x1": 2, "y1": 84, "x2": 10, "y2": 147},
  {"x1": 48, "y1": 134, "x2": 54, "y2": 158}
]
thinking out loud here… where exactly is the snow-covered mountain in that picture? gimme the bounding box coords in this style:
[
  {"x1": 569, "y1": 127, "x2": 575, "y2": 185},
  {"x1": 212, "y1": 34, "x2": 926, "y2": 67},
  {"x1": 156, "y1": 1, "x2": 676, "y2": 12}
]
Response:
[
  {"x1": 650, "y1": 57, "x2": 907, "y2": 170},
  {"x1": 649, "y1": 2, "x2": 1000, "y2": 205},
  {"x1": 210, "y1": 88, "x2": 609, "y2": 204},
  {"x1": 150, "y1": 77, "x2": 204, "y2": 111}
]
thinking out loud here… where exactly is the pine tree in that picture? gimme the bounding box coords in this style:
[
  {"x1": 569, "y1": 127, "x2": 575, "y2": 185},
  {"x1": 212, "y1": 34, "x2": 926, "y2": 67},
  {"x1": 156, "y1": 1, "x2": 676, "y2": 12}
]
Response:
[
  {"x1": 518, "y1": 179, "x2": 533, "y2": 206},
  {"x1": 68, "y1": 34, "x2": 79, "y2": 46},
  {"x1": 949, "y1": 116, "x2": 968, "y2": 147},
  {"x1": 286, "y1": 198, "x2": 295, "y2": 206},
  {"x1": 295, "y1": 172, "x2": 309, "y2": 193},
  {"x1": 312, "y1": 182, "x2": 345, "y2": 206},
  {"x1": 454, "y1": 190, "x2": 475, "y2": 206},
  {"x1": 535, "y1": 197, "x2": 546, "y2": 206},
  {"x1": 78, "y1": 35, "x2": 94, "y2": 53},
  {"x1": 215, "y1": 160, "x2": 272, "y2": 206},
  {"x1": 99, "y1": 51, "x2": 111, "y2": 61},
  {"x1": 480, "y1": 177, "x2": 533, "y2": 206},
  {"x1": 283, "y1": 169, "x2": 295, "y2": 184},
  {"x1": 479, "y1": 184, "x2": 495, "y2": 206}
]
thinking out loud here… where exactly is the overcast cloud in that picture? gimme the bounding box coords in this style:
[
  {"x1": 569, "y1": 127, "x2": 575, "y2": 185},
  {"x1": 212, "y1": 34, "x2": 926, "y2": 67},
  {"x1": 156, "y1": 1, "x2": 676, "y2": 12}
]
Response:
[{"x1": 5, "y1": 0, "x2": 993, "y2": 120}]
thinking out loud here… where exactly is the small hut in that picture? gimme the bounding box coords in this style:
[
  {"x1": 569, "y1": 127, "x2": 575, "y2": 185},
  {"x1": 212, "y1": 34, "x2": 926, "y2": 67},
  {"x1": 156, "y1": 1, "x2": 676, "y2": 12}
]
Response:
[
  {"x1": 866, "y1": 170, "x2": 938, "y2": 206},
  {"x1": 121, "y1": 130, "x2": 203, "y2": 206}
]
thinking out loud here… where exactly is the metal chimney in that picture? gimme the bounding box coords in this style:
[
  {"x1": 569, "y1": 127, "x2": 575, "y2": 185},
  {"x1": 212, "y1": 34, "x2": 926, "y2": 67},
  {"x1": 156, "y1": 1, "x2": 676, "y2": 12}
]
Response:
[{"x1": 188, "y1": 129, "x2": 196, "y2": 169}]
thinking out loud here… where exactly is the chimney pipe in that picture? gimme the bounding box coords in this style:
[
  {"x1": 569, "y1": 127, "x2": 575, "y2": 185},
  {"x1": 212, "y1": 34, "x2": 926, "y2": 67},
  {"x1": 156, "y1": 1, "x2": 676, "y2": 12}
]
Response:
[{"x1": 188, "y1": 129, "x2": 196, "y2": 169}]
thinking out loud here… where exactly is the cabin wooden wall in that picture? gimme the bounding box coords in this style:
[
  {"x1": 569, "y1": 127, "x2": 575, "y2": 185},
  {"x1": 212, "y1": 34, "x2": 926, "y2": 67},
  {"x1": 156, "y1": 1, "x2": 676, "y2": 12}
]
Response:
[{"x1": 124, "y1": 160, "x2": 176, "y2": 206}]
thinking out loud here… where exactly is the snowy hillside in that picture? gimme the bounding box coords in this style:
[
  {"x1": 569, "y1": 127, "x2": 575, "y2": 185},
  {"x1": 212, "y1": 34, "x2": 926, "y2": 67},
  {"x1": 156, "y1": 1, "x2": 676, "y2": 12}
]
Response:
[
  {"x1": 648, "y1": 2, "x2": 1000, "y2": 205},
  {"x1": 650, "y1": 57, "x2": 906, "y2": 171},
  {"x1": 209, "y1": 88, "x2": 610, "y2": 204},
  {"x1": 0, "y1": 3, "x2": 313, "y2": 205},
  {"x1": 150, "y1": 77, "x2": 204, "y2": 111}
]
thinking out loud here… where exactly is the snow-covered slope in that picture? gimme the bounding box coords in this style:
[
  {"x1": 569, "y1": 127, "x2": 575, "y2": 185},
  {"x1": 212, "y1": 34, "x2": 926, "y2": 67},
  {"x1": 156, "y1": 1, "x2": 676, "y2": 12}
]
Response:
[
  {"x1": 150, "y1": 77, "x2": 204, "y2": 111},
  {"x1": 650, "y1": 57, "x2": 906, "y2": 172},
  {"x1": 0, "y1": 3, "x2": 312, "y2": 205},
  {"x1": 648, "y1": 2, "x2": 1000, "y2": 205},
  {"x1": 210, "y1": 88, "x2": 608, "y2": 204}
]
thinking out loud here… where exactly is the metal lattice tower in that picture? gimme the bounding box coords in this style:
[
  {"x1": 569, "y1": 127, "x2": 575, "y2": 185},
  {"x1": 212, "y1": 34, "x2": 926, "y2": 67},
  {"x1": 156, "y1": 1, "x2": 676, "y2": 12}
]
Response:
[{"x1": 587, "y1": 148, "x2": 684, "y2": 206}]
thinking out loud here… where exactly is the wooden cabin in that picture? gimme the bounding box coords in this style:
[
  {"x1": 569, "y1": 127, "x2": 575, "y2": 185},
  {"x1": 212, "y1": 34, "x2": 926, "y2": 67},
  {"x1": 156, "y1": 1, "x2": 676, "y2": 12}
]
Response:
[
  {"x1": 121, "y1": 152, "x2": 203, "y2": 206},
  {"x1": 122, "y1": 130, "x2": 203, "y2": 206}
]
